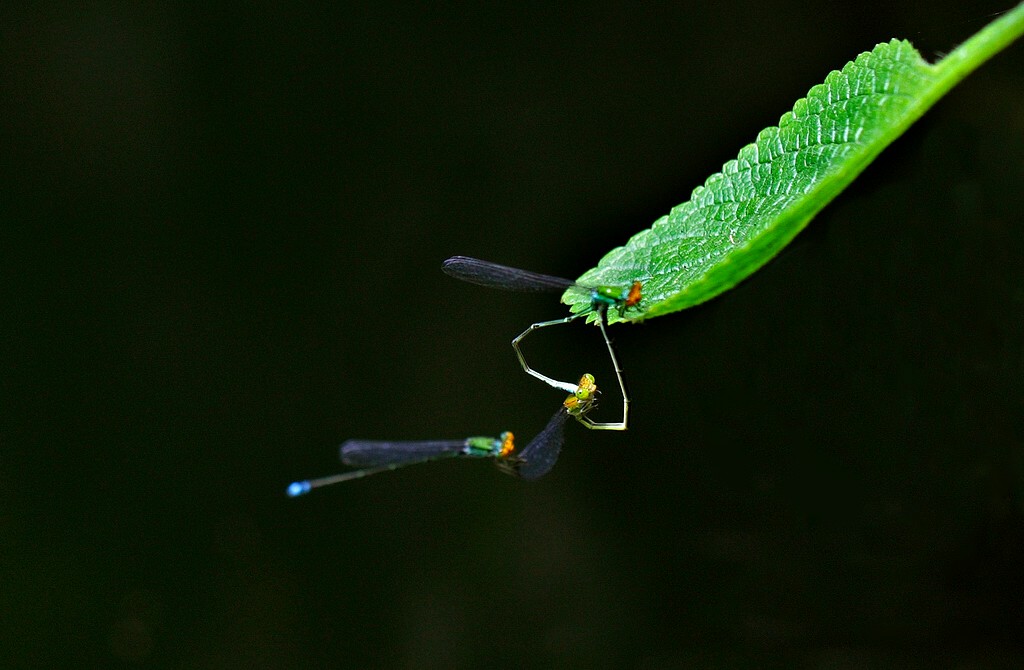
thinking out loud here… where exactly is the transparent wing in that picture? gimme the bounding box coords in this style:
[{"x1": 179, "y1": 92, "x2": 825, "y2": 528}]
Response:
[
  {"x1": 442, "y1": 256, "x2": 576, "y2": 293},
  {"x1": 340, "y1": 440, "x2": 467, "y2": 467},
  {"x1": 514, "y1": 408, "x2": 570, "y2": 481}
]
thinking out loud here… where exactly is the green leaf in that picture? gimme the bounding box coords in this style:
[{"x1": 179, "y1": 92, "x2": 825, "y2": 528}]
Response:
[{"x1": 568, "y1": 3, "x2": 1024, "y2": 323}]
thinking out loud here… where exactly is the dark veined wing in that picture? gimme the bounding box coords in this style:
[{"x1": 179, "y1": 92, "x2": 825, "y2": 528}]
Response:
[
  {"x1": 514, "y1": 408, "x2": 570, "y2": 481},
  {"x1": 340, "y1": 440, "x2": 467, "y2": 467},
  {"x1": 442, "y1": 256, "x2": 575, "y2": 293}
]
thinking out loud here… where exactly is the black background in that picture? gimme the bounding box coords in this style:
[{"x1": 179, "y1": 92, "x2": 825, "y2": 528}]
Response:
[{"x1": 3, "y1": 2, "x2": 1024, "y2": 668}]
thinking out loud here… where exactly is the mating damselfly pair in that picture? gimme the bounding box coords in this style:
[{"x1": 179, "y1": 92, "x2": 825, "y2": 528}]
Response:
[{"x1": 286, "y1": 257, "x2": 643, "y2": 494}]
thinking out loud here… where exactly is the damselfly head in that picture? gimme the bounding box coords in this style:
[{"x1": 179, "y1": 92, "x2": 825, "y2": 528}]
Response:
[{"x1": 564, "y1": 373, "x2": 600, "y2": 417}]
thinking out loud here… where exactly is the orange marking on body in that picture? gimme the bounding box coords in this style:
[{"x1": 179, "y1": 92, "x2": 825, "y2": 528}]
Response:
[
  {"x1": 625, "y1": 281, "x2": 643, "y2": 308},
  {"x1": 500, "y1": 432, "x2": 515, "y2": 457}
]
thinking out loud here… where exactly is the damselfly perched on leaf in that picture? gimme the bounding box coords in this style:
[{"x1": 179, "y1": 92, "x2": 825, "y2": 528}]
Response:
[{"x1": 442, "y1": 256, "x2": 639, "y2": 430}]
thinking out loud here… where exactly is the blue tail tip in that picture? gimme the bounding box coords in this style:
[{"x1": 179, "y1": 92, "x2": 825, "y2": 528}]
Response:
[{"x1": 286, "y1": 481, "x2": 311, "y2": 498}]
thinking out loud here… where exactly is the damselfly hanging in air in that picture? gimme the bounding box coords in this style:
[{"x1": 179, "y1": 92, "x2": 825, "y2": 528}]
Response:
[
  {"x1": 286, "y1": 373, "x2": 606, "y2": 494},
  {"x1": 497, "y1": 372, "x2": 601, "y2": 479},
  {"x1": 442, "y1": 256, "x2": 641, "y2": 430},
  {"x1": 286, "y1": 432, "x2": 516, "y2": 497}
]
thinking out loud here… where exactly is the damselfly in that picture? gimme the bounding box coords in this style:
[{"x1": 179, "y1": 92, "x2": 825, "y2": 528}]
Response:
[
  {"x1": 286, "y1": 373, "x2": 607, "y2": 494},
  {"x1": 442, "y1": 256, "x2": 640, "y2": 430},
  {"x1": 286, "y1": 432, "x2": 515, "y2": 497},
  {"x1": 498, "y1": 372, "x2": 602, "y2": 479}
]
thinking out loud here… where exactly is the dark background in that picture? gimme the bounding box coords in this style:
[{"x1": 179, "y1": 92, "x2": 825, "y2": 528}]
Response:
[{"x1": 3, "y1": 2, "x2": 1023, "y2": 668}]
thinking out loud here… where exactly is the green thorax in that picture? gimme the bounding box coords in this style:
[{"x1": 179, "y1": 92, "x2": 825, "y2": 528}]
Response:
[
  {"x1": 463, "y1": 436, "x2": 502, "y2": 457},
  {"x1": 589, "y1": 285, "x2": 628, "y2": 307}
]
